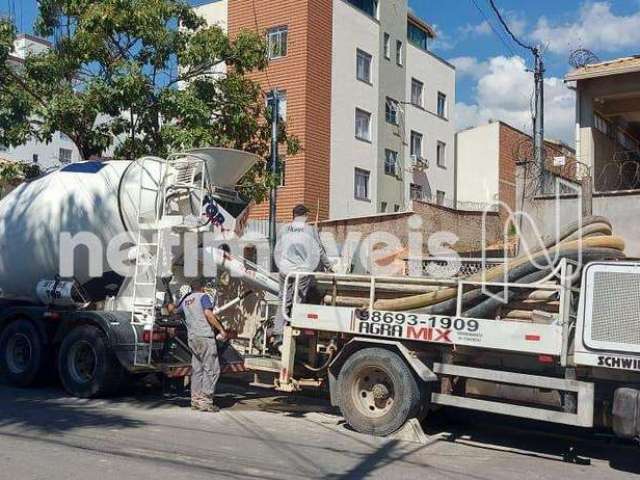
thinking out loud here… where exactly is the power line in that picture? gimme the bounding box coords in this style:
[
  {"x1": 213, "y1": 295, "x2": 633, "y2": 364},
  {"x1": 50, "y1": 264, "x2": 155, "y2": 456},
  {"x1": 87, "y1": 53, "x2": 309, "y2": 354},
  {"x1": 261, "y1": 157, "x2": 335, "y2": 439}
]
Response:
[
  {"x1": 486, "y1": 0, "x2": 535, "y2": 53},
  {"x1": 469, "y1": 0, "x2": 517, "y2": 58}
]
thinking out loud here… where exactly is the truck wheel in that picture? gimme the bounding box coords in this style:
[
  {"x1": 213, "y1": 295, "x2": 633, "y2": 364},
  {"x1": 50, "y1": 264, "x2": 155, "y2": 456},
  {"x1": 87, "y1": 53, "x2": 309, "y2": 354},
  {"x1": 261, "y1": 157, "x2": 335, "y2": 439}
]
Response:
[
  {"x1": 337, "y1": 348, "x2": 422, "y2": 436},
  {"x1": 0, "y1": 319, "x2": 47, "y2": 387},
  {"x1": 58, "y1": 325, "x2": 124, "y2": 398}
]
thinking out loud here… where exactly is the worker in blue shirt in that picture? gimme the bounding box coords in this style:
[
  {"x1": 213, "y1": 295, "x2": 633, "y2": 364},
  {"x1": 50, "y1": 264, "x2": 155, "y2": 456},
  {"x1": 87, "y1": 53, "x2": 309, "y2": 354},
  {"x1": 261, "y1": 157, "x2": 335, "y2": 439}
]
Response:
[{"x1": 168, "y1": 279, "x2": 227, "y2": 412}]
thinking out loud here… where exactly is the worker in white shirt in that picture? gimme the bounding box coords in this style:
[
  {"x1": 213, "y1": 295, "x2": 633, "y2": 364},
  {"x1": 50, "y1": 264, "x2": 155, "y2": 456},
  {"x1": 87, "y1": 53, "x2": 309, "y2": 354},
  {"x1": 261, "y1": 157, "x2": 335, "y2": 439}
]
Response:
[{"x1": 271, "y1": 204, "x2": 334, "y2": 348}]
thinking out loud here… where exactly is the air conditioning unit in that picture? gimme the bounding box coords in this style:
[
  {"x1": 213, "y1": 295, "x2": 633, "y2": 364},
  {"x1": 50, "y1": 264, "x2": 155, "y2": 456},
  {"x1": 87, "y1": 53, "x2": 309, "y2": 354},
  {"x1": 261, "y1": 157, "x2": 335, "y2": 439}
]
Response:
[{"x1": 411, "y1": 155, "x2": 429, "y2": 171}]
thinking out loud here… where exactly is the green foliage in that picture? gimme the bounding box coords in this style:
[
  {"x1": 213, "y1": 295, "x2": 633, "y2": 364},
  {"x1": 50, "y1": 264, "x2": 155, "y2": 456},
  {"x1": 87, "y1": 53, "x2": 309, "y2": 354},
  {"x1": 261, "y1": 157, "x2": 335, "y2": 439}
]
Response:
[
  {"x1": 0, "y1": 160, "x2": 41, "y2": 196},
  {"x1": 0, "y1": 0, "x2": 299, "y2": 201}
]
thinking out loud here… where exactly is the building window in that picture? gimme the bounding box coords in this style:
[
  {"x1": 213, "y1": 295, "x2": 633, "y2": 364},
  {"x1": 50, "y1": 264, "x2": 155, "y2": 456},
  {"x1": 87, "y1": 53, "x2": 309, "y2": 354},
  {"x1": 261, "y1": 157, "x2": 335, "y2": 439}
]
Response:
[
  {"x1": 437, "y1": 141, "x2": 446, "y2": 168},
  {"x1": 383, "y1": 33, "x2": 391, "y2": 59},
  {"x1": 59, "y1": 148, "x2": 72, "y2": 163},
  {"x1": 410, "y1": 183, "x2": 423, "y2": 200},
  {"x1": 385, "y1": 97, "x2": 399, "y2": 125},
  {"x1": 354, "y1": 168, "x2": 370, "y2": 200},
  {"x1": 346, "y1": 0, "x2": 378, "y2": 18},
  {"x1": 436, "y1": 190, "x2": 446, "y2": 206},
  {"x1": 411, "y1": 78, "x2": 423, "y2": 107},
  {"x1": 437, "y1": 92, "x2": 447, "y2": 118},
  {"x1": 266, "y1": 90, "x2": 287, "y2": 122},
  {"x1": 408, "y1": 21, "x2": 430, "y2": 51},
  {"x1": 396, "y1": 40, "x2": 403, "y2": 66},
  {"x1": 355, "y1": 108, "x2": 372, "y2": 141},
  {"x1": 267, "y1": 26, "x2": 288, "y2": 60},
  {"x1": 394, "y1": 204, "x2": 400, "y2": 212},
  {"x1": 277, "y1": 157, "x2": 286, "y2": 186},
  {"x1": 380, "y1": 201, "x2": 387, "y2": 212},
  {"x1": 32, "y1": 154, "x2": 38, "y2": 163},
  {"x1": 356, "y1": 49, "x2": 372, "y2": 84},
  {"x1": 410, "y1": 131, "x2": 423, "y2": 158},
  {"x1": 384, "y1": 149, "x2": 398, "y2": 176}
]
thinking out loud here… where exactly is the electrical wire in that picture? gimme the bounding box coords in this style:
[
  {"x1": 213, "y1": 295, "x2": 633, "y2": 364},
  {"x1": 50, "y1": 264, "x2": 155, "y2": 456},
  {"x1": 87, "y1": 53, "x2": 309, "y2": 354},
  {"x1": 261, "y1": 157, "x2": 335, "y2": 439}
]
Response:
[
  {"x1": 469, "y1": 0, "x2": 517, "y2": 58},
  {"x1": 486, "y1": 0, "x2": 535, "y2": 53}
]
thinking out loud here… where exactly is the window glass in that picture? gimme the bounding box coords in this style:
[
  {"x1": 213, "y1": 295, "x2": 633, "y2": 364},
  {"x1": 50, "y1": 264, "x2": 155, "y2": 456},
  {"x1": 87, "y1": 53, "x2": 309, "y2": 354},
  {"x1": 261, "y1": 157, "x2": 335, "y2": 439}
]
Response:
[
  {"x1": 408, "y1": 22, "x2": 429, "y2": 50},
  {"x1": 346, "y1": 0, "x2": 378, "y2": 17},
  {"x1": 355, "y1": 109, "x2": 371, "y2": 141},
  {"x1": 267, "y1": 26, "x2": 288, "y2": 59},
  {"x1": 411, "y1": 79, "x2": 423, "y2": 107},
  {"x1": 356, "y1": 49, "x2": 372, "y2": 83},
  {"x1": 437, "y1": 92, "x2": 447, "y2": 118},
  {"x1": 354, "y1": 168, "x2": 370, "y2": 199},
  {"x1": 396, "y1": 40, "x2": 403, "y2": 66},
  {"x1": 266, "y1": 90, "x2": 287, "y2": 122},
  {"x1": 437, "y1": 141, "x2": 446, "y2": 167},
  {"x1": 59, "y1": 148, "x2": 72, "y2": 163},
  {"x1": 383, "y1": 33, "x2": 391, "y2": 59},
  {"x1": 384, "y1": 149, "x2": 398, "y2": 175},
  {"x1": 385, "y1": 98, "x2": 399, "y2": 125},
  {"x1": 410, "y1": 131, "x2": 423, "y2": 157}
]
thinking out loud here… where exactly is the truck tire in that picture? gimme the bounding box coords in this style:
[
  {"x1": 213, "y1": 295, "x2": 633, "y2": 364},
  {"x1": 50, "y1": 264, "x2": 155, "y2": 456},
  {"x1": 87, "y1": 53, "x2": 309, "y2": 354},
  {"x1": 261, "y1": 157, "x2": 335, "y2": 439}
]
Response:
[
  {"x1": 0, "y1": 318, "x2": 48, "y2": 387},
  {"x1": 58, "y1": 325, "x2": 124, "y2": 398},
  {"x1": 337, "y1": 347, "x2": 422, "y2": 436}
]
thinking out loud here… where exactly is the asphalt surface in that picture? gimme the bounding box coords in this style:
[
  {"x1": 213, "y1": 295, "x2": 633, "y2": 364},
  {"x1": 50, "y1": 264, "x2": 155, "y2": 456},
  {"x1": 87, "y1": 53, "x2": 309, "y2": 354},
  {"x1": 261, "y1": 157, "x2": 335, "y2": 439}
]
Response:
[{"x1": 0, "y1": 381, "x2": 639, "y2": 480}]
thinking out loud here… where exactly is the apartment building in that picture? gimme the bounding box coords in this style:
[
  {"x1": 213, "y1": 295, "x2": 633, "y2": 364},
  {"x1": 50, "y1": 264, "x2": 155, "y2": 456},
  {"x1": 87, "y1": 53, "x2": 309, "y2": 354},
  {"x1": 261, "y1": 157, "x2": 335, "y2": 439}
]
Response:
[
  {"x1": 195, "y1": 0, "x2": 456, "y2": 221},
  {"x1": 0, "y1": 34, "x2": 81, "y2": 170}
]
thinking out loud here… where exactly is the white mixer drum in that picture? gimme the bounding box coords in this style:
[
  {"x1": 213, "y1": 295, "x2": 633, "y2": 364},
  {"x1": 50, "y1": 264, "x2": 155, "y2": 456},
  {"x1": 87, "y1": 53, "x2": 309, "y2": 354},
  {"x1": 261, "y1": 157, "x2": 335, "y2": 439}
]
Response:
[{"x1": 0, "y1": 157, "x2": 167, "y2": 302}]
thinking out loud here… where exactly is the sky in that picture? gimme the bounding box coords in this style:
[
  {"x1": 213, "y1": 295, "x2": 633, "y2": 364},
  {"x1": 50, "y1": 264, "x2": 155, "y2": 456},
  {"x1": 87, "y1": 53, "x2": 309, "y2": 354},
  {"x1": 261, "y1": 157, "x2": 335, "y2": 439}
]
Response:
[{"x1": 4, "y1": 0, "x2": 640, "y2": 145}]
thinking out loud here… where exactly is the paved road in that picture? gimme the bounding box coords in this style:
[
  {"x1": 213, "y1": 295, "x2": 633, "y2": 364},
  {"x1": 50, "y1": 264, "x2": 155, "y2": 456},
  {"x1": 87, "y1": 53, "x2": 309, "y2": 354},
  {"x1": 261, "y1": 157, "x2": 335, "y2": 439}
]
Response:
[{"x1": 0, "y1": 382, "x2": 638, "y2": 480}]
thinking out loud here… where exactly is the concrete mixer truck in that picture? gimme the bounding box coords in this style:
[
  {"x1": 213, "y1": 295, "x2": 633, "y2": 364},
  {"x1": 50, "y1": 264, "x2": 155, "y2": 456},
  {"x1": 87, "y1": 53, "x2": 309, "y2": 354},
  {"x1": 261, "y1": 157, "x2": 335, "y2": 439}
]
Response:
[{"x1": 0, "y1": 148, "x2": 281, "y2": 398}]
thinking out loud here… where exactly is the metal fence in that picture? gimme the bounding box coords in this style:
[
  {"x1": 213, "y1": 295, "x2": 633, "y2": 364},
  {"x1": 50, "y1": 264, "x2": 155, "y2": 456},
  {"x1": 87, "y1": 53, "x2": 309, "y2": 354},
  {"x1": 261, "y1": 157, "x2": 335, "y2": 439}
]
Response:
[
  {"x1": 595, "y1": 150, "x2": 640, "y2": 193},
  {"x1": 404, "y1": 256, "x2": 506, "y2": 279}
]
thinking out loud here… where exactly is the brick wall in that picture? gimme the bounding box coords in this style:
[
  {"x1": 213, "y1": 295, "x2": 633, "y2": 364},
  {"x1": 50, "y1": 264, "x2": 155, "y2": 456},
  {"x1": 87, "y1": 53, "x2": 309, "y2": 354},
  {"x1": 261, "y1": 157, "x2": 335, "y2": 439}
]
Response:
[
  {"x1": 498, "y1": 122, "x2": 576, "y2": 221},
  {"x1": 228, "y1": 0, "x2": 333, "y2": 221},
  {"x1": 319, "y1": 201, "x2": 502, "y2": 254},
  {"x1": 498, "y1": 124, "x2": 521, "y2": 218}
]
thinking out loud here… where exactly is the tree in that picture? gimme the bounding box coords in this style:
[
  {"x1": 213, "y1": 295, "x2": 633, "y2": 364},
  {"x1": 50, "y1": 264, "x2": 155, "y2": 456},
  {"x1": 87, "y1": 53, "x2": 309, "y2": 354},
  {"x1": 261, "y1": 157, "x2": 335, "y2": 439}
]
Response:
[{"x1": 0, "y1": 0, "x2": 298, "y2": 201}]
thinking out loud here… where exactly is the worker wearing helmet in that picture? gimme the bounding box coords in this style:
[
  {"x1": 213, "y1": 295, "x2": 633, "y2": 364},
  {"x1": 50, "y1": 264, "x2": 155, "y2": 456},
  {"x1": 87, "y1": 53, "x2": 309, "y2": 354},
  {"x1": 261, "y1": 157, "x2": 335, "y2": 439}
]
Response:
[
  {"x1": 168, "y1": 279, "x2": 227, "y2": 412},
  {"x1": 271, "y1": 204, "x2": 335, "y2": 348}
]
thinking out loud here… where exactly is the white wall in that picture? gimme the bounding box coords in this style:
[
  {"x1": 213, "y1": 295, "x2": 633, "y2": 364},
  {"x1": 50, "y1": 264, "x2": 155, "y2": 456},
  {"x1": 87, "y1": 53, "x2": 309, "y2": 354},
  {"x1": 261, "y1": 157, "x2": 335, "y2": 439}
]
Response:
[
  {"x1": 192, "y1": 1, "x2": 229, "y2": 79},
  {"x1": 330, "y1": 0, "x2": 380, "y2": 219},
  {"x1": 0, "y1": 132, "x2": 80, "y2": 171},
  {"x1": 0, "y1": 36, "x2": 81, "y2": 170},
  {"x1": 194, "y1": 0, "x2": 228, "y2": 32},
  {"x1": 12, "y1": 35, "x2": 50, "y2": 59},
  {"x1": 405, "y1": 44, "x2": 456, "y2": 205},
  {"x1": 455, "y1": 122, "x2": 500, "y2": 205}
]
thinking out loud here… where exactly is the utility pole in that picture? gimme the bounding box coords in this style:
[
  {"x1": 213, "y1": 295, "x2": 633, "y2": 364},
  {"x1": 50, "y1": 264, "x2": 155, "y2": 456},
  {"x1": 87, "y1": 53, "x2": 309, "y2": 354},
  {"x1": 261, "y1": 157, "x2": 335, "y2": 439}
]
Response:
[
  {"x1": 486, "y1": 0, "x2": 547, "y2": 191},
  {"x1": 268, "y1": 89, "x2": 280, "y2": 273},
  {"x1": 533, "y1": 47, "x2": 547, "y2": 191}
]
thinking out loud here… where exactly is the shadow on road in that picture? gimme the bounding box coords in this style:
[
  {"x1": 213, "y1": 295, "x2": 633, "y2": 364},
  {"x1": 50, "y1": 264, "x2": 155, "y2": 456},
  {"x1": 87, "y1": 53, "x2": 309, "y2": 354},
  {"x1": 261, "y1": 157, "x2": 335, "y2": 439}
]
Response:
[
  {"x1": 0, "y1": 386, "x2": 146, "y2": 434},
  {"x1": 427, "y1": 409, "x2": 640, "y2": 476}
]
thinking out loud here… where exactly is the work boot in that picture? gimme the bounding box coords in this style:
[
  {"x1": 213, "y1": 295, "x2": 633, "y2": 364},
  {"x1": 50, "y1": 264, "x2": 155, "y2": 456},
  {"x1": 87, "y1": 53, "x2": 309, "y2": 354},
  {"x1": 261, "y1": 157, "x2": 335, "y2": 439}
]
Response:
[
  {"x1": 196, "y1": 403, "x2": 220, "y2": 413},
  {"x1": 190, "y1": 393, "x2": 206, "y2": 410}
]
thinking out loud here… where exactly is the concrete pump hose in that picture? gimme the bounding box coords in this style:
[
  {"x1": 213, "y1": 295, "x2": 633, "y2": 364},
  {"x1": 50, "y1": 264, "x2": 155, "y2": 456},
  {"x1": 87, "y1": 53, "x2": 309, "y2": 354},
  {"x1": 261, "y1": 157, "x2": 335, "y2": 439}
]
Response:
[
  {"x1": 517, "y1": 215, "x2": 611, "y2": 259},
  {"x1": 373, "y1": 235, "x2": 625, "y2": 311},
  {"x1": 464, "y1": 247, "x2": 626, "y2": 319},
  {"x1": 463, "y1": 269, "x2": 552, "y2": 318}
]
